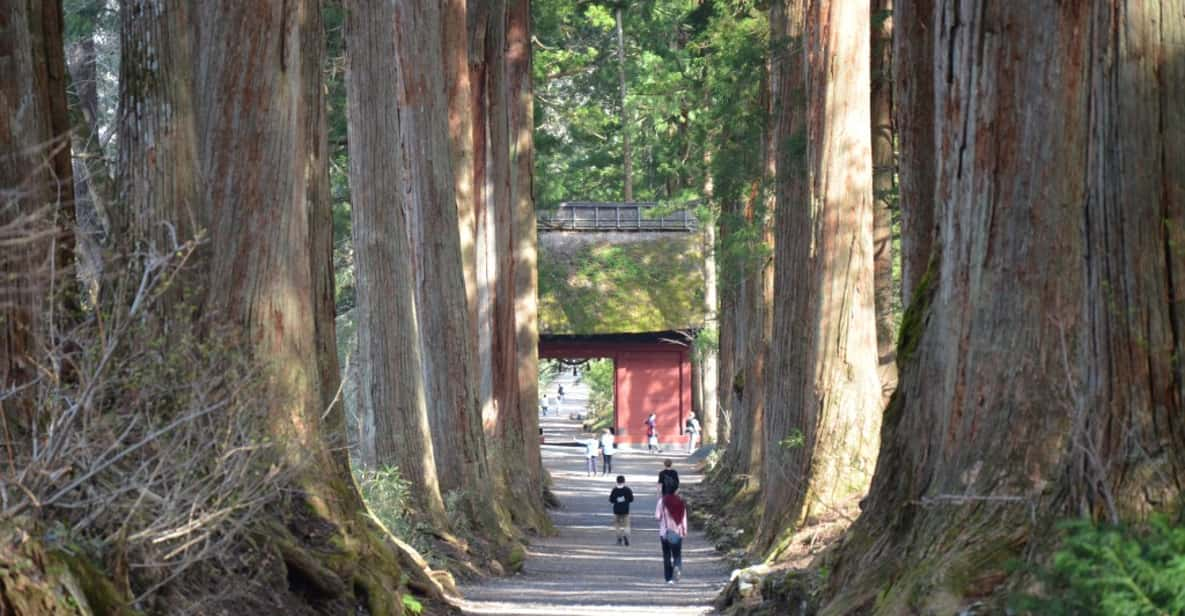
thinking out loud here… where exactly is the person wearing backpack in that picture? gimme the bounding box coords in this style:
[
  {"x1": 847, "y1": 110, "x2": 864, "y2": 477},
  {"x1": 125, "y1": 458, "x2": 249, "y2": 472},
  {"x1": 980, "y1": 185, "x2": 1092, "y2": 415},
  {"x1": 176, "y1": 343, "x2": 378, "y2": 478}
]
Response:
[
  {"x1": 656, "y1": 491, "x2": 688, "y2": 583},
  {"x1": 608, "y1": 475, "x2": 634, "y2": 546},
  {"x1": 657, "y1": 459, "x2": 680, "y2": 496}
]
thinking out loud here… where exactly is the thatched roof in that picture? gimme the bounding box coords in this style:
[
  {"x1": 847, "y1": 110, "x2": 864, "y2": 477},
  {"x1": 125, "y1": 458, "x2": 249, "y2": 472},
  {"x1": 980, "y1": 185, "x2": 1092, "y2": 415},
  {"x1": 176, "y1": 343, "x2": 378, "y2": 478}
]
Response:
[{"x1": 538, "y1": 230, "x2": 706, "y2": 335}]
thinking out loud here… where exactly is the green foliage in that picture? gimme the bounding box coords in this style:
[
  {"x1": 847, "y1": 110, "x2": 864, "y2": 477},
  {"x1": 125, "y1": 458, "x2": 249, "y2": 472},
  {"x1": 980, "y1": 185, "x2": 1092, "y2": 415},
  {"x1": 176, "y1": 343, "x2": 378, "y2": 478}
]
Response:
[
  {"x1": 1011, "y1": 516, "x2": 1185, "y2": 615},
  {"x1": 355, "y1": 466, "x2": 442, "y2": 568},
  {"x1": 539, "y1": 359, "x2": 564, "y2": 394},
  {"x1": 401, "y1": 594, "x2": 424, "y2": 614},
  {"x1": 692, "y1": 325, "x2": 719, "y2": 361},
  {"x1": 323, "y1": 1, "x2": 356, "y2": 314},
  {"x1": 532, "y1": 0, "x2": 712, "y2": 206},
  {"x1": 538, "y1": 234, "x2": 705, "y2": 334},
  {"x1": 779, "y1": 429, "x2": 805, "y2": 450},
  {"x1": 584, "y1": 358, "x2": 615, "y2": 419}
]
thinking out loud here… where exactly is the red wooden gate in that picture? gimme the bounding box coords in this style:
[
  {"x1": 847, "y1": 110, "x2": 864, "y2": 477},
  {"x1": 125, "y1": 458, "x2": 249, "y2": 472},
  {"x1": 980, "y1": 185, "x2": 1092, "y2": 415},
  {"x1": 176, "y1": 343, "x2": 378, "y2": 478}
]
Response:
[{"x1": 540, "y1": 334, "x2": 691, "y2": 446}]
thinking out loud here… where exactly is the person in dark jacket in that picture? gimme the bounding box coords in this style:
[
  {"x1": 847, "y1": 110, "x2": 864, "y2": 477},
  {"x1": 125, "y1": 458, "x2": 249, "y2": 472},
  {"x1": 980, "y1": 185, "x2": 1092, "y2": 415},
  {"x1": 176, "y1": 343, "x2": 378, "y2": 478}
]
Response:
[
  {"x1": 657, "y1": 459, "x2": 680, "y2": 495},
  {"x1": 609, "y1": 475, "x2": 635, "y2": 546}
]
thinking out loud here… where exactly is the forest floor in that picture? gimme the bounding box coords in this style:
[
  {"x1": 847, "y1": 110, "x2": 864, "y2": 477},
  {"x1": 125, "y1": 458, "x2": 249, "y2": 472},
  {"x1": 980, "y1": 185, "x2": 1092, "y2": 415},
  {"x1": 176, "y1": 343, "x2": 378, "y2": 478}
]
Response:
[{"x1": 458, "y1": 384, "x2": 730, "y2": 615}]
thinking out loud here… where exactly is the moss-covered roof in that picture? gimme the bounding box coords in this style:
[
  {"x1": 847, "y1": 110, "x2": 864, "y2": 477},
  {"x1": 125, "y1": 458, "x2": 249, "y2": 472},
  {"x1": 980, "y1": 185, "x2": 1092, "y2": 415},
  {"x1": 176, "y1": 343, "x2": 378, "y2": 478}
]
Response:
[{"x1": 538, "y1": 231, "x2": 706, "y2": 335}]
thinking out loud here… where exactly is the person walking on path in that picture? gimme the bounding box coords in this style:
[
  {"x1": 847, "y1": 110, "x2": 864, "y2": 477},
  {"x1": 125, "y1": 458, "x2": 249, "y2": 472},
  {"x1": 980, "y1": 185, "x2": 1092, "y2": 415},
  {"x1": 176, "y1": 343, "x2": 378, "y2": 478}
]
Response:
[
  {"x1": 644, "y1": 413, "x2": 658, "y2": 453},
  {"x1": 657, "y1": 458, "x2": 680, "y2": 496},
  {"x1": 656, "y1": 492, "x2": 688, "y2": 584},
  {"x1": 584, "y1": 435, "x2": 599, "y2": 476},
  {"x1": 609, "y1": 475, "x2": 634, "y2": 546},
  {"x1": 685, "y1": 415, "x2": 701, "y2": 453},
  {"x1": 600, "y1": 428, "x2": 616, "y2": 475}
]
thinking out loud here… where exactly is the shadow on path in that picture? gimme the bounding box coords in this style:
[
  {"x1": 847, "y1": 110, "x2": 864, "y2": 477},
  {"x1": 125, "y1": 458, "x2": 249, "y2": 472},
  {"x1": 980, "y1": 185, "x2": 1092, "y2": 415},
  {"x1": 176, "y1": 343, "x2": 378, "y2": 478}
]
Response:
[{"x1": 459, "y1": 415, "x2": 730, "y2": 615}]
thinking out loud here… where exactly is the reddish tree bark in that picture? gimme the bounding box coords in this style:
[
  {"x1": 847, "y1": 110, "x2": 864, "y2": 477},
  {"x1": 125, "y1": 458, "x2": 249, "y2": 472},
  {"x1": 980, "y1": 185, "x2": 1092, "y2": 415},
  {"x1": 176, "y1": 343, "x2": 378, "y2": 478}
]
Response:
[
  {"x1": 757, "y1": 0, "x2": 881, "y2": 554},
  {"x1": 466, "y1": 0, "x2": 550, "y2": 535},
  {"x1": 0, "y1": 0, "x2": 76, "y2": 432},
  {"x1": 508, "y1": 0, "x2": 549, "y2": 530},
  {"x1": 893, "y1": 0, "x2": 935, "y2": 301},
  {"x1": 823, "y1": 2, "x2": 1185, "y2": 612}
]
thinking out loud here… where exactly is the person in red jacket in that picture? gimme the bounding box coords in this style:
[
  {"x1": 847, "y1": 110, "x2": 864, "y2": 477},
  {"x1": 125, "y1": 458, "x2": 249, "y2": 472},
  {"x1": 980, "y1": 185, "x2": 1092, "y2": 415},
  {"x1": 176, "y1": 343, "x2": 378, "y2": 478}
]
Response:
[{"x1": 656, "y1": 491, "x2": 688, "y2": 583}]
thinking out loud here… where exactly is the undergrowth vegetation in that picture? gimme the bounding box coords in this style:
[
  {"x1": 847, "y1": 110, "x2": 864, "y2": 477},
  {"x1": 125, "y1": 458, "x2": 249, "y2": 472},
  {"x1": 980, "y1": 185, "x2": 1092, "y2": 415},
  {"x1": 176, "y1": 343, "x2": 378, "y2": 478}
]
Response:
[
  {"x1": 582, "y1": 358, "x2": 615, "y2": 432},
  {"x1": 0, "y1": 243, "x2": 294, "y2": 613},
  {"x1": 354, "y1": 466, "x2": 445, "y2": 569},
  {"x1": 1011, "y1": 515, "x2": 1185, "y2": 615}
]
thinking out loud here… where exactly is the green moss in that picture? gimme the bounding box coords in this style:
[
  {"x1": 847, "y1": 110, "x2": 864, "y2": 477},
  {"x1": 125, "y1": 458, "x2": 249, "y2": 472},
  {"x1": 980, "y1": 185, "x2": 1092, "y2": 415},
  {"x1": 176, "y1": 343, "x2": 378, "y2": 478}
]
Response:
[
  {"x1": 53, "y1": 550, "x2": 136, "y2": 616},
  {"x1": 895, "y1": 253, "x2": 939, "y2": 363},
  {"x1": 505, "y1": 544, "x2": 527, "y2": 573},
  {"x1": 538, "y1": 233, "x2": 706, "y2": 334}
]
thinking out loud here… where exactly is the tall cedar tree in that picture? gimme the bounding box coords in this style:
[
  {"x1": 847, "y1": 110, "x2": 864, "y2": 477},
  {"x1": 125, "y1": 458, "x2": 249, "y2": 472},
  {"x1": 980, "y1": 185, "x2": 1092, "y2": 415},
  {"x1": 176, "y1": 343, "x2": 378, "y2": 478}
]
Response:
[
  {"x1": 893, "y1": 0, "x2": 934, "y2": 300},
  {"x1": 870, "y1": 0, "x2": 897, "y2": 397},
  {"x1": 823, "y1": 2, "x2": 1185, "y2": 612},
  {"x1": 757, "y1": 0, "x2": 881, "y2": 553},
  {"x1": 718, "y1": 95, "x2": 772, "y2": 491},
  {"x1": 0, "y1": 0, "x2": 76, "y2": 436},
  {"x1": 115, "y1": 0, "x2": 200, "y2": 266},
  {"x1": 464, "y1": 0, "x2": 551, "y2": 534},
  {"x1": 114, "y1": 0, "x2": 421, "y2": 606},
  {"x1": 344, "y1": 0, "x2": 450, "y2": 526}
]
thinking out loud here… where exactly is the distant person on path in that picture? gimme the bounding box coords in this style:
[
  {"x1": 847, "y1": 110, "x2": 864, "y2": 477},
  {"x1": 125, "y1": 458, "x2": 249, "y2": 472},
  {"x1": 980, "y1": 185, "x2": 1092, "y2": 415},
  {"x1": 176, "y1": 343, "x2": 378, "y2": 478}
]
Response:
[
  {"x1": 685, "y1": 415, "x2": 701, "y2": 453},
  {"x1": 656, "y1": 491, "x2": 688, "y2": 584},
  {"x1": 600, "y1": 428, "x2": 616, "y2": 475},
  {"x1": 584, "y1": 435, "x2": 599, "y2": 476},
  {"x1": 548, "y1": 393, "x2": 560, "y2": 417},
  {"x1": 558, "y1": 384, "x2": 565, "y2": 400},
  {"x1": 609, "y1": 475, "x2": 634, "y2": 546},
  {"x1": 657, "y1": 459, "x2": 680, "y2": 496},
  {"x1": 644, "y1": 413, "x2": 658, "y2": 453}
]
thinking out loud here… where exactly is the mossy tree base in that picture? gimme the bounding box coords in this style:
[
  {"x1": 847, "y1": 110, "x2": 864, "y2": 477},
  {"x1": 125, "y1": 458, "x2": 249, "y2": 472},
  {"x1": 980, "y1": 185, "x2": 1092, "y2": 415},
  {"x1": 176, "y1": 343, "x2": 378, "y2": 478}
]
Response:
[{"x1": 1, "y1": 518, "x2": 133, "y2": 616}]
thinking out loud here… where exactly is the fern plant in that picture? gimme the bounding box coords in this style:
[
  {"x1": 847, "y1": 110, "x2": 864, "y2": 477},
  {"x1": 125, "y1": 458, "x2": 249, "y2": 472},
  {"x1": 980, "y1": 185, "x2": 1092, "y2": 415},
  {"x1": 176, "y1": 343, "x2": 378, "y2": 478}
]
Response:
[{"x1": 1012, "y1": 515, "x2": 1185, "y2": 615}]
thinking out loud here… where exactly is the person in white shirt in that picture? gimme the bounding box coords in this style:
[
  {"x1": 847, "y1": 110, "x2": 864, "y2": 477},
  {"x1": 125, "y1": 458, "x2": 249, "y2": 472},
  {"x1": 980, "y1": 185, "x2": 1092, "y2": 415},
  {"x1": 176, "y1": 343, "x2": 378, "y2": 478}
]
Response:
[
  {"x1": 599, "y1": 428, "x2": 616, "y2": 475},
  {"x1": 584, "y1": 436, "x2": 599, "y2": 476},
  {"x1": 685, "y1": 415, "x2": 701, "y2": 452}
]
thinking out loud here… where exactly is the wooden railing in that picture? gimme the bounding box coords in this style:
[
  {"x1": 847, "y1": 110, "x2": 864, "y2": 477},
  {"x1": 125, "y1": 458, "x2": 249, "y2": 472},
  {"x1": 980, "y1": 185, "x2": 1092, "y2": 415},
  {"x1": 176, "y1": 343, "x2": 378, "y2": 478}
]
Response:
[{"x1": 537, "y1": 202, "x2": 697, "y2": 232}]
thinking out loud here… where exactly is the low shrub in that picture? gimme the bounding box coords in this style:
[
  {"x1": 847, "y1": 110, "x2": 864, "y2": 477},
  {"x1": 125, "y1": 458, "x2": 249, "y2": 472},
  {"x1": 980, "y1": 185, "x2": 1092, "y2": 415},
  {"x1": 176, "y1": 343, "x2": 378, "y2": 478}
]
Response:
[
  {"x1": 355, "y1": 466, "x2": 442, "y2": 567},
  {"x1": 1011, "y1": 515, "x2": 1185, "y2": 615}
]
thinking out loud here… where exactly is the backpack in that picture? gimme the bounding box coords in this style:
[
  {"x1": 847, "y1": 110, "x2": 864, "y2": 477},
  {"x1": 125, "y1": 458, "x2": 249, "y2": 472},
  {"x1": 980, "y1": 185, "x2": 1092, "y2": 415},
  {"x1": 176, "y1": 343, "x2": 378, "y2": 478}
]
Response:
[{"x1": 659, "y1": 470, "x2": 679, "y2": 494}]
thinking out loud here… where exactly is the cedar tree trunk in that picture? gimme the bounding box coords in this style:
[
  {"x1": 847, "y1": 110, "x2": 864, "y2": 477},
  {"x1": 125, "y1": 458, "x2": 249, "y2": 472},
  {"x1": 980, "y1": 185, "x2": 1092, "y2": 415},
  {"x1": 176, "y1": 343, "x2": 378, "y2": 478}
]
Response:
[
  {"x1": 894, "y1": 0, "x2": 935, "y2": 301},
  {"x1": 0, "y1": 0, "x2": 76, "y2": 433},
  {"x1": 757, "y1": 0, "x2": 882, "y2": 554},
  {"x1": 343, "y1": 0, "x2": 449, "y2": 526},
  {"x1": 823, "y1": 2, "x2": 1185, "y2": 612},
  {"x1": 871, "y1": 0, "x2": 898, "y2": 398}
]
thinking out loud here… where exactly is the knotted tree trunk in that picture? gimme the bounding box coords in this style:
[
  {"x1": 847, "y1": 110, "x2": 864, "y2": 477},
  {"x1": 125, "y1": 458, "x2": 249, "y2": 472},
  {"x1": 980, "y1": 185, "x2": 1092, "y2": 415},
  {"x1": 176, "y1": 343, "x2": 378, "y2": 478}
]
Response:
[{"x1": 823, "y1": 2, "x2": 1185, "y2": 612}]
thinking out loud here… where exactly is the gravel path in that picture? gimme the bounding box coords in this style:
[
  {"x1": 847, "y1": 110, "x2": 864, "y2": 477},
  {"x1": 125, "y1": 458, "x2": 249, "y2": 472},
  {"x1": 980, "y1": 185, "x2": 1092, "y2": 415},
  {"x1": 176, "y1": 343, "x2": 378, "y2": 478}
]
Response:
[{"x1": 459, "y1": 410, "x2": 730, "y2": 616}]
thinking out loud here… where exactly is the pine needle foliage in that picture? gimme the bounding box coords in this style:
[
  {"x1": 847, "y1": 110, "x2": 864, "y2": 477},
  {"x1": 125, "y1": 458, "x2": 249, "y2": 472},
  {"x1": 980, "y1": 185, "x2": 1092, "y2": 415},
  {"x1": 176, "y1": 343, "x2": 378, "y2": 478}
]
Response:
[{"x1": 1012, "y1": 515, "x2": 1185, "y2": 615}]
